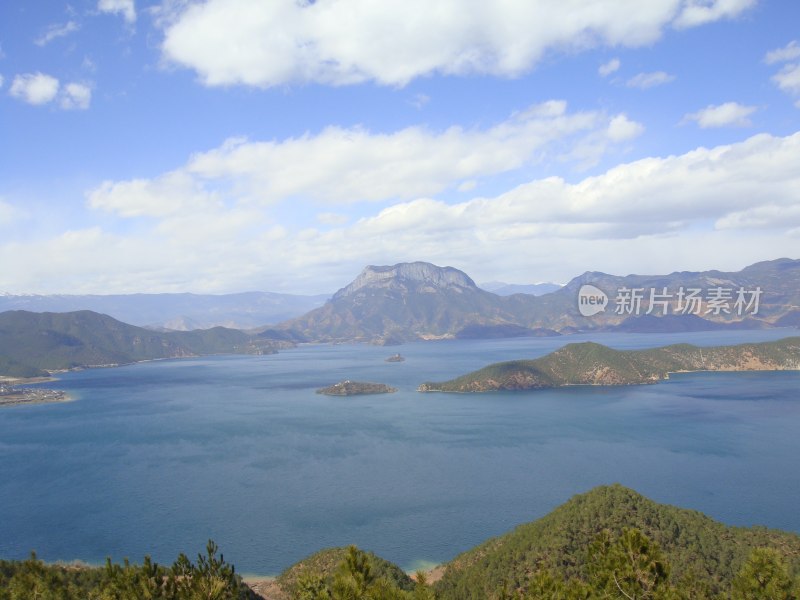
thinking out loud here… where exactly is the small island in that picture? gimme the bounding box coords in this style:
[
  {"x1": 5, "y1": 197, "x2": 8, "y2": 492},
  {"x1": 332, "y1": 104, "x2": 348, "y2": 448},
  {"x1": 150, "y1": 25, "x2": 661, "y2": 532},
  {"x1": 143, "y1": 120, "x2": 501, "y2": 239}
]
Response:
[
  {"x1": 385, "y1": 353, "x2": 405, "y2": 362},
  {"x1": 418, "y1": 337, "x2": 800, "y2": 393},
  {"x1": 317, "y1": 380, "x2": 398, "y2": 396}
]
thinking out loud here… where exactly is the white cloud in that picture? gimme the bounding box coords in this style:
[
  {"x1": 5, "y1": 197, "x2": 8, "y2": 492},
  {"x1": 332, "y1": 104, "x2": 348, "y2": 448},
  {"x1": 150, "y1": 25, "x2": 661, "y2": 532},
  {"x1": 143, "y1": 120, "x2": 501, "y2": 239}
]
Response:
[
  {"x1": 35, "y1": 21, "x2": 80, "y2": 46},
  {"x1": 683, "y1": 102, "x2": 757, "y2": 128},
  {"x1": 60, "y1": 82, "x2": 92, "y2": 110},
  {"x1": 98, "y1": 0, "x2": 136, "y2": 23},
  {"x1": 673, "y1": 0, "x2": 756, "y2": 29},
  {"x1": 764, "y1": 40, "x2": 800, "y2": 64},
  {"x1": 157, "y1": 0, "x2": 753, "y2": 88},
  {"x1": 88, "y1": 101, "x2": 637, "y2": 217},
  {"x1": 766, "y1": 41, "x2": 800, "y2": 104},
  {"x1": 606, "y1": 114, "x2": 644, "y2": 141},
  {"x1": 3, "y1": 130, "x2": 792, "y2": 294},
  {"x1": 8, "y1": 74, "x2": 92, "y2": 110},
  {"x1": 0, "y1": 74, "x2": 4, "y2": 89},
  {"x1": 626, "y1": 71, "x2": 676, "y2": 89},
  {"x1": 88, "y1": 170, "x2": 221, "y2": 217},
  {"x1": 772, "y1": 63, "x2": 800, "y2": 96},
  {"x1": 598, "y1": 58, "x2": 620, "y2": 77},
  {"x1": 9, "y1": 72, "x2": 60, "y2": 105}
]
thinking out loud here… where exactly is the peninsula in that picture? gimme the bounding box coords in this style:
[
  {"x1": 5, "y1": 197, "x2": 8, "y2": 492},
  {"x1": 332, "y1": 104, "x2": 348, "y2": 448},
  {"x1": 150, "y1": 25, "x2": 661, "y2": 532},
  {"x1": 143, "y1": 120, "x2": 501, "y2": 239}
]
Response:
[
  {"x1": 0, "y1": 382, "x2": 71, "y2": 407},
  {"x1": 317, "y1": 380, "x2": 398, "y2": 396},
  {"x1": 418, "y1": 337, "x2": 800, "y2": 392}
]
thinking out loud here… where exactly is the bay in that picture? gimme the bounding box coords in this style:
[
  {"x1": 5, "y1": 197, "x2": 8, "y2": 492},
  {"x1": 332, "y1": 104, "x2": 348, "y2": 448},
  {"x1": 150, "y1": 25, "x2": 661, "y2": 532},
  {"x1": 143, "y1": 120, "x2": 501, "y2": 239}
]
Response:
[{"x1": 0, "y1": 329, "x2": 798, "y2": 575}]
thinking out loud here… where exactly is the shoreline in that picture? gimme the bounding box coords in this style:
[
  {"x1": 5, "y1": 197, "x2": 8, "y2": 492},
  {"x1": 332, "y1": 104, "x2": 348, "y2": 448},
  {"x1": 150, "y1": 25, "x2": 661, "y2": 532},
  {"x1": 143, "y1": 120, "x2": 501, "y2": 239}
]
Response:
[{"x1": 0, "y1": 375, "x2": 60, "y2": 385}]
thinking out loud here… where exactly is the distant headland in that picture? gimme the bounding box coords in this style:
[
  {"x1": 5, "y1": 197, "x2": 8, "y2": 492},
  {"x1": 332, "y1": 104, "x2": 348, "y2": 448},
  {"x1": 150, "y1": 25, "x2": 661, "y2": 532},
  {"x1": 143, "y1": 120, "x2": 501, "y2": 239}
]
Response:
[{"x1": 418, "y1": 337, "x2": 800, "y2": 392}]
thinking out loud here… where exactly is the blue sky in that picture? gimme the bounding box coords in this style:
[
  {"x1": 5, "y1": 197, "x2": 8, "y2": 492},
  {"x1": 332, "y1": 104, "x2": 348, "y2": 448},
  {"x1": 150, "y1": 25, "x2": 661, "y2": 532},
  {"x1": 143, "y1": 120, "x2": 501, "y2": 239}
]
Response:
[{"x1": 1, "y1": 0, "x2": 799, "y2": 294}]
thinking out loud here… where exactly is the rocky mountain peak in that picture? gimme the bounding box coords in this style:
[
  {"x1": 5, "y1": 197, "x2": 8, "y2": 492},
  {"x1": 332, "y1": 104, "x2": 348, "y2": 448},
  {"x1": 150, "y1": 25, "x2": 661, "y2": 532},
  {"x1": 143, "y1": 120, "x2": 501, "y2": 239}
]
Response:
[{"x1": 333, "y1": 262, "x2": 477, "y2": 299}]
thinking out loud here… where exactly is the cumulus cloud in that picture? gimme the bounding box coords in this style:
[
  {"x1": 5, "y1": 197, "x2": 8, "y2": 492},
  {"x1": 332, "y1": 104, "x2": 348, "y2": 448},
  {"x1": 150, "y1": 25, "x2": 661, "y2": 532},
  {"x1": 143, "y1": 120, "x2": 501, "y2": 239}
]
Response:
[
  {"x1": 157, "y1": 0, "x2": 754, "y2": 88},
  {"x1": 34, "y1": 21, "x2": 80, "y2": 46},
  {"x1": 673, "y1": 0, "x2": 756, "y2": 29},
  {"x1": 0, "y1": 130, "x2": 784, "y2": 293},
  {"x1": 8, "y1": 74, "x2": 93, "y2": 110},
  {"x1": 87, "y1": 101, "x2": 640, "y2": 216},
  {"x1": 598, "y1": 58, "x2": 620, "y2": 77},
  {"x1": 60, "y1": 82, "x2": 92, "y2": 110},
  {"x1": 772, "y1": 63, "x2": 800, "y2": 96},
  {"x1": 683, "y1": 102, "x2": 757, "y2": 128},
  {"x1": 764, "y1": 40, "x2": 800, "y2": 64},
  {"x1": 98, "y1": 0, "x2": 136, "y2": 23},
  {"x1": 88, "y1": 170, "x2": 221, "y2": 217},
  {"x1": 9, "y1": 72, "x2": 60, "y2": 105},
  {"x1": 606, "y1": 114, "x2": 644, "y2": 141},
  {"x1": 626, "y1": 71, "x2": 676, "y2": 89},
  {"x1": 765, "y1": 40, "x2": 800, "y2": 103}
]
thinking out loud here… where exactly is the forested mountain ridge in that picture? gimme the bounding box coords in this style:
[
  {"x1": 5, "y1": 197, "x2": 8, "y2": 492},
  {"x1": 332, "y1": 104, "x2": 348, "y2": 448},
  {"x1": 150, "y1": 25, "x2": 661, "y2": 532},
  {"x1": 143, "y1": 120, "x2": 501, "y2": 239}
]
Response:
[
  {"x1": 434, "y1": 484, "x2": 800, "y2": 599},
  {"x1": 0, "y1": 310, "x2": 283, "y2": 377}
]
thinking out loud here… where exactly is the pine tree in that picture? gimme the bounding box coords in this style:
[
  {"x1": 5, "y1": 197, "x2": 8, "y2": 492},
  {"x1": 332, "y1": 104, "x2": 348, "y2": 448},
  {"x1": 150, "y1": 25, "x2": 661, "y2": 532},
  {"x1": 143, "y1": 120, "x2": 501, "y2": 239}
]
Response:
[{"x1": 731, "y1": 548, "x2": 795, "y2": 600}]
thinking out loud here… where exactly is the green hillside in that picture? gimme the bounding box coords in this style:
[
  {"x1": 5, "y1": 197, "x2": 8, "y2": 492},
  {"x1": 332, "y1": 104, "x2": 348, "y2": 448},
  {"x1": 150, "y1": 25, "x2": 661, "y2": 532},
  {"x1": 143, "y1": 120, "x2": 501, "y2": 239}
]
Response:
[
  {"x1": 0, "y1": 310, "x2": 279, "y2": 376},
  {"x1": 276, "y1": 546, "x2": 415, "y2": 595},
  {"x1": 435, "y1": 484, "x2": 800, "y2": 599},
  {"x1": 419, "y1": 337, "x2": 800, "y2": 392}
]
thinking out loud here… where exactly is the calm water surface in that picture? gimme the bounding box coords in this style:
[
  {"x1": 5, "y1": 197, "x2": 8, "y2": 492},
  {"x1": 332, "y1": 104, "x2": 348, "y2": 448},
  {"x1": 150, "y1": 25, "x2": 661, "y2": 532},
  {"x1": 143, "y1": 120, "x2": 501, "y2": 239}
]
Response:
[{"x1": 1, "y1": 329, "x2": 798, "y2": 574}]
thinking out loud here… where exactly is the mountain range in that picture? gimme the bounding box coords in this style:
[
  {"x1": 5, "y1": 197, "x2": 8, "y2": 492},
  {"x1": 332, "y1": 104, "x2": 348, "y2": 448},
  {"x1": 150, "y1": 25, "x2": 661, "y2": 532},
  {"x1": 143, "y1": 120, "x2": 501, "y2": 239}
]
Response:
[
  {"x1": 1, "y1": 258, "x2": 799, "y2": 375},
  {"x1": 278, "y1": 258, "x2": 800, "y2": 343}
]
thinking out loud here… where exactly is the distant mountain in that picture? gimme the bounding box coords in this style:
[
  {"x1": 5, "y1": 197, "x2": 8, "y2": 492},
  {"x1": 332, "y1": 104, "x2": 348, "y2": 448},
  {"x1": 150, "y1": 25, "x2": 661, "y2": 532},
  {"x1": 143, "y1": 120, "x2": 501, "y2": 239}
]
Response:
[
  {"x1": 419, "y1": 337, "x2": 800, "y2": 392},
  {"x1": 0, "y1": 291, "x2": 329, "y2": 330},
  {"x1": 280, "y1": 259, "x2": 799, "y2": 343},
  {"x1": 0, "y1": 310, "x2": 282, "y2": 377},
  {"x1": 280, "y1": 262, "x2": 543, "y2": 344},
  {"x1": 541, "y1": 257, "x2": 800, "y2": 331},
  {"x1": 480, "y1": 281, "x2": 563, "y2": 296}
]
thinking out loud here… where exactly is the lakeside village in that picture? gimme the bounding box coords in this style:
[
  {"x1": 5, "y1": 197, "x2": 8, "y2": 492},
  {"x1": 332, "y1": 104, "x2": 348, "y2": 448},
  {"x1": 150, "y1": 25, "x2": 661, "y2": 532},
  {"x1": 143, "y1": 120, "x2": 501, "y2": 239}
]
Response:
[{"x1": 0, "y1": 382, "x2": 69, "y2": 406}]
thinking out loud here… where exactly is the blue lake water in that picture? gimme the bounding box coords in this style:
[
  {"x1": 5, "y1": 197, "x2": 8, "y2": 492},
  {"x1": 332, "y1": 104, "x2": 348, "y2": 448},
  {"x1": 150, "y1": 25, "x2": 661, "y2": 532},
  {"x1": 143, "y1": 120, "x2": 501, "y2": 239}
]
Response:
[{"x1": 1, "y1": 329, "x2": 799, "y2": 575}]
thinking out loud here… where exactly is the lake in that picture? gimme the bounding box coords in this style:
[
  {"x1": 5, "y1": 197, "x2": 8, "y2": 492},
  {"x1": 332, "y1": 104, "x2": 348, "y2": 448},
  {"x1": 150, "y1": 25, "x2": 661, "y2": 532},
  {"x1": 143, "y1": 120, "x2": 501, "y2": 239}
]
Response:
[{"x1": 1, "y1": 329, "x2": 799, "y2": 575}]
